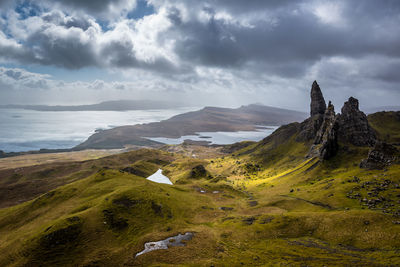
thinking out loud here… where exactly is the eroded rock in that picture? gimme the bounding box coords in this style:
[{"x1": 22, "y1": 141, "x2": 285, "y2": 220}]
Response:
[
  {"x1": 360, "y1": 142, "x2": 399, "y2": 169},
  {"x1": 310, "y1": 81, "x2": 326, "y2": 117},
  {"x1": 337, "y1": 97, "x2": 376, "y2": 146},
  {"x1": 315, "y1": 102, "x2": 339, "y2": 159}
]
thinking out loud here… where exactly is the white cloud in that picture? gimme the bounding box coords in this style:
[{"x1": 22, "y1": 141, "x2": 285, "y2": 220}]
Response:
[
  {"x1": 313, "y1": 1, "x2": 346, "y2": 27},
  {"x1": 0, "y1": 67, "x2": 51, "y2": 90},
  {"x1": 0, "y1": 0, "x2": 399, "y2": 109}
]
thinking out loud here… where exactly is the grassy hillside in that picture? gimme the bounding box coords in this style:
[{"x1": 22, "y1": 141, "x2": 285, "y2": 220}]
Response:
[
  {"x1": 1, "y1": 111, "x2": 400, "y2": 266},
  {"x1": 368, "y1": 111, "x2": 400, "y2": 143},
  {"x1": 0, "y1": 149, "x2": 175, "y2": 209}
]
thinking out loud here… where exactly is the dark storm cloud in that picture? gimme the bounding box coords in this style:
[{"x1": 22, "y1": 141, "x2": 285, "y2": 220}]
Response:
[
  {"x1": 367, "y1": 60, "x2": 400, "y2": 84},
  {"x1": 166, "y1": 0, "x2": 400, "y2": 78},
  {"x1": 0, "y1": 0, "x2": 399, "y2": 76},
  {"x1": 0, "y1": 0, "x2": 13, "y2": 7},
  {"x1": 25, "y1": 30, "x2": 98, "y2": 69}
]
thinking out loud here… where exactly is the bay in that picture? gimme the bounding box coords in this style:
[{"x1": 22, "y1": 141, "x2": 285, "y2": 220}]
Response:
[{"x1": 0, "y1": 108, "x2": 196, "y2": 152}]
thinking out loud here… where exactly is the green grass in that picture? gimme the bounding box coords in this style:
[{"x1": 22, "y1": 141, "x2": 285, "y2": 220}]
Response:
[
  {"x1": 368, "y1": 111, "x2": 400, "y2": 143},
  {"x1": 0, "y1": 137, "x2": 400, "y2": 266}
]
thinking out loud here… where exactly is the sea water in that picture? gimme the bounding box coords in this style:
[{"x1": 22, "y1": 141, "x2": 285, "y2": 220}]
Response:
[
  {"x1": 0, "y1": 108, "x2": 279, "y2": 152},
  {"x1": 147, "y1": 126, "x2": 279, "y2": 145},
  {"x1": 0, "y1": 108, "x2": 196, "y2": 152}
]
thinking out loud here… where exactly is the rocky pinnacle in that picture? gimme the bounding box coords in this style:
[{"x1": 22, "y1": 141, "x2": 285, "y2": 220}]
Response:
[
  {"x1": 337, "y1": 97, "x2": 376, "y2": 146},
  {"x1": 310, "y1": 81, "x2": 327, "y2": 117}
]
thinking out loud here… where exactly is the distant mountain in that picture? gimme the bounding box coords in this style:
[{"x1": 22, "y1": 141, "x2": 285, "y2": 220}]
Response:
[
  {"x1": 0, "y1": 100, "x2": 186, "y2": 111},
  {"x1": 75, "y1": 104, "x2": 308, "y2": 150}
]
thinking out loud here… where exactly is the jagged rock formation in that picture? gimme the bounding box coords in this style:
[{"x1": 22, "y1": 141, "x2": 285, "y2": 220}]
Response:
[
  {"x1": 301, "y1": 81, "x2": 376, "y2": 160},
  {"x1": 310, "y1": 81, "x2": 326, "y2": 117},
  {"x1": 314, "y1": 102, "x2": 339, "y2": 159},
  {"x1": 297, "y1": 81, "x2": 326, "y2": 142},
  {"x1": 296, "y1": 114, "x2": 324, "y2": 142},
  {"x1": 360, "y1": 142, "x2": 399, "y2": 169},
  {"x1": 314, "y1": 102, "x2": 336, "y2": 144},
  {"x1": 337, "y1": 97, "x2": 376, "y2": 146}
]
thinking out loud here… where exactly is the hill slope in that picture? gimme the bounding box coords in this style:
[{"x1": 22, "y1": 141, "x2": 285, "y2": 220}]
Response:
[
  {"x1": 0, "y1": 82, "x2": 399, "y2": 266},
  {"x1": 75, "y1": 104, "x2": 307, "y2": 150},
  {"x1": 1, "y1": 143, "x2": 399, "y2": 266},
  {"x1": 368, "y1": 111, "x2": 400, "y2": 144}
]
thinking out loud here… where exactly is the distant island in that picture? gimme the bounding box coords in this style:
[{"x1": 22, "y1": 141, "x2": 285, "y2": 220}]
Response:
[
  {"x1": 75, "y1": 104, "x2": 308, "y2": 150},
  {"x1": 0, "y1": 100, "x2": 187, "y2": 111}
]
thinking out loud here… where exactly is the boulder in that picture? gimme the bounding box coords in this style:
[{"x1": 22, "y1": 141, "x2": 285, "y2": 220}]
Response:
[{"x1": 360, "y1": 142, "x2": 399, "y2": 169}]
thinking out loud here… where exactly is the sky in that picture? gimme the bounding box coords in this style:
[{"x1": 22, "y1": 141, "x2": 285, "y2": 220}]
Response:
[{"x1": 0, "y1": 0, "x2": 399, "y2": 111}]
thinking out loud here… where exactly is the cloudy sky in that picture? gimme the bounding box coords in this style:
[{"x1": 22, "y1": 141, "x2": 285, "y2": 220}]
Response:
[{"x1": 0, "y1": 0, "x2": 399, "y2": 111}]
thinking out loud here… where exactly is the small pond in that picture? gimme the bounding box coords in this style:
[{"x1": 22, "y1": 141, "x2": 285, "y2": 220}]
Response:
[{"x1": 146, "y1": 169, "x2": 173, "y2": 185}]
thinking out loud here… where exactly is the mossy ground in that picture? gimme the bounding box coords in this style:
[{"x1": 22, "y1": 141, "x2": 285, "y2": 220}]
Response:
[
  {"x1": 0, "y1": 137, "x2": 399, "y2": 266},
  {"x1": 368, "y1": 111, "x2": 400, "y2": 143}
]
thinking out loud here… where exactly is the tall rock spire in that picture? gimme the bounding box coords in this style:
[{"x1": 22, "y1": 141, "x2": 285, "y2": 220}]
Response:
[{"x1": 310, "y1": 81, "x2": 326, "y2": 117}]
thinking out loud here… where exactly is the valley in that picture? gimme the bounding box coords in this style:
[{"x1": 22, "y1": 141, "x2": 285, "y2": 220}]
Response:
[{"x1": 0, "y1": 82, "x2": 399, "y2": 266}]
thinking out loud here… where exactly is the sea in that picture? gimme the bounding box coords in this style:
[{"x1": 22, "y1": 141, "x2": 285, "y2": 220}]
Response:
[
  {"x1": 0, "y1": 108, "x2": 278, "y2": 152},
  {"x1": 147, "y1": 127, "x2": 278, "y2": 145}
]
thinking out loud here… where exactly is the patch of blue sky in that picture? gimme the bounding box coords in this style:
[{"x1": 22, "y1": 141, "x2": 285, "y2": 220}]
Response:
[
  {"x1": 14, "y1": 0, "x2": 43, "y2": 20},
  {"x1": 127, "y1": 0, "x2": 154, "y2": 20}
]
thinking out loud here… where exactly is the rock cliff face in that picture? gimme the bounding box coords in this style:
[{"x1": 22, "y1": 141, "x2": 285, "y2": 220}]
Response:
[
  {"x1": 360, "y1": 142, "x2": 399, "y2": 169},
  {"x1": 296, "y1": 115, "x2": 324, "y2": 142},
  {"x1": 310, "y1": 81, "x2": 326, "y2": 117},
  {"x1": 337, "y1": 97, "x2": 376, "y2": 146},
  {"x1": 314, "y1": 102, "x2": 339, "y2": 159},
  {"x1": 297, "y1": 82, "x2": 326, "y2": 142},
  {"x1": 301, "y1": 81, "x2": 376, "y2": 159}
]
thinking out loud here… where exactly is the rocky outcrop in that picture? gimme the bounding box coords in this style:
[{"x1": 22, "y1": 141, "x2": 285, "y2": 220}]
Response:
[
  {"x1": 297, "y1": 81, "x2": 326, "y2": 142},
  {"x1": 310, "y1": 81, "x2": 326, "y2": 117},
  {"x1": 296, "y1": 114, "x2": 324, "y2": 142},
  {"x1": 360, "y1": 142, "x2": 399, "y2": 169},
  {"x1": 337, "y1": 97, "x2": 376, "y2": 146},
  {"x1": 314, "y1": 102, "x2": 336, "y2": 145},
  {"x1": 315, "y1": 102, "x2": 339, "y2": 159},
  {"x1": 257, "y1": 81, "x2": 380, "y2": 161},
  {"x1": 301, "y1": 82, "x2": 376, "y2": 160},
  {"x1": 307, "y1": 101, "x2": 339, "y2": 159}
]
